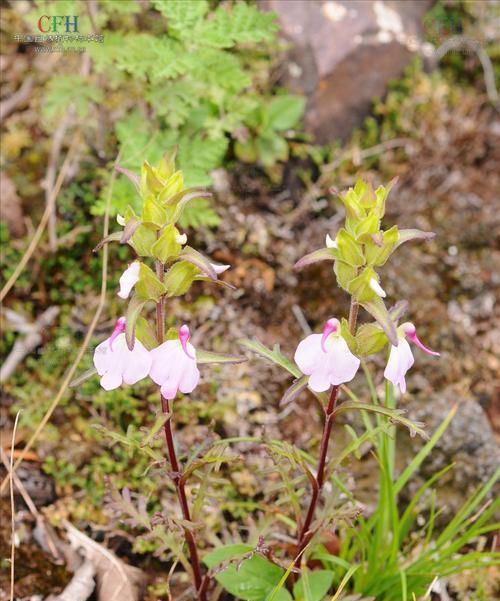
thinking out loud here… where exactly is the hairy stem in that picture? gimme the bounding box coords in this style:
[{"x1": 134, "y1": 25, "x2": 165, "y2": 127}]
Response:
[
  {"x1": 295, "y1": 298, "x2": 359, "y2": 562},
  {"x1": 155, "y1": 260, "x2": 206, "y2": 600}
]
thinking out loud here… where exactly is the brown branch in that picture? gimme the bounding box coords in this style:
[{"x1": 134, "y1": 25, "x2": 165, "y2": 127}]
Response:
[
  {"x1": 0, "y1": 307, "x2": 60, "y2": 383},
  {"x1": 0, "y1": 76, "x2": 33, "y2": 120}
]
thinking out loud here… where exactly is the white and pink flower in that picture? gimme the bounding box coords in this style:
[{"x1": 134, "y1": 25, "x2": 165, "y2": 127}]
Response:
[
  {"x1": 384, "y1": 322, "x2": 440, "y2": 393},
  {"x1": 93, "y1": 317, "x2": 152, "y2": 390},
  {"x1": 294, "y1": 318, "x2": 361, "y2": 392},
  {"x1": 118, "y1": 261, "x2": 140, "y2": 299},
  {"x1": 149, "y1": 325, "x2": 200, "y2": 399}
]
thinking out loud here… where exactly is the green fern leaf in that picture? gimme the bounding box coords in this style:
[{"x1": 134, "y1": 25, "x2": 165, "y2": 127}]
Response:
[
  {"x1": 196, "y1": 3, "x2": 278, "y2": 48},
  {"x1": 152, "y1": 0, "x2": 209, "y2": 37},
  {"x1": 42, "y1": 75, "x2": 103, "y2": 124}
]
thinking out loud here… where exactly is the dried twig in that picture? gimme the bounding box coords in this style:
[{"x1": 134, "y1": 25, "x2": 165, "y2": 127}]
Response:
[
  {"x1": 8, "y1": 411, "x2": 21, "y2": 601},
  {"x1": 52, "y1": 560, "x2": 96, "y2": 601},
  {"x1": 0, "y1": 76, "x2": 33, "y2": 120},
  {"x1": 434, "y1": 35, "x2": 499, "y2": 110},
  {"x1": 0, "y1": 307, "x2": 60, "y2": 383}
]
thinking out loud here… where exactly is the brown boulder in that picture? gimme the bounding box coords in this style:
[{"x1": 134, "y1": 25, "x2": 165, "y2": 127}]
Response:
[{"x1": 264, "y1": 0, "x2": 434, "y2": 142}]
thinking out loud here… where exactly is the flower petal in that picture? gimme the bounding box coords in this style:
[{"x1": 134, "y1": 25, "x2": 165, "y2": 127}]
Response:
[
  {"x1": 118, "y1": 262, "x2": 141, "y2": 299},
  {"x1": 149, "y1": 341, "x2": 179, "y2": 385},
  {"x1": 384, "y1": 339, "x2": 414, "y2": 392},
  {"x1": 294, "y1": 334, "x2": 323, "y2": 375},
  {"x1": 328, "y1": 337, "x2": 360, "y2": 384},
  {"x1": 178, "y1": 360, "x2": 200, "y2": 394},
  {"x1": 100, "y1": 369, "x2": 123, "y2": 390},
  {"x1": 308, "y1": 361, "x2": 332, "y2": 392},
  {"x1": 93, "y1": 339, "x2": 111, "y2": 376},
  {"x1": 122, "y1": 340, "x2": 152, "y2": 385}
]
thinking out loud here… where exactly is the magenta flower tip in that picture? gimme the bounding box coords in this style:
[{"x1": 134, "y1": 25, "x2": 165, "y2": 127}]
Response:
[
  {"x1": 109, "y1": 317, "x2": 126, "y2": 350},
  {"x1": 402, "y1": 322, "x2": 440, "y2": 357},
  {"x1": 321, "y1": 318, "x2": 340, "y2": 353},
  {"x1": 179, "y1": 324, "x2": 195, "y2": 359}
]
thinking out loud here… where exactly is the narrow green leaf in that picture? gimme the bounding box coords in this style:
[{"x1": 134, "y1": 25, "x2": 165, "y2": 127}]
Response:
[
  {"x1": 294, "y1": 247, "x2": 338, "y2": 270},
  {"x1": 125, "y1": 294, "x2": 147, "y2": 350},
  {"x1": 196, "y1": 349, "x2": 246, "y2": 364},
  {"x1": 361, "y1": 296, "x2": 398, "y2": 346},
  {"x1": 334, "y1": 401, "x2": 428, "y2": 440}
]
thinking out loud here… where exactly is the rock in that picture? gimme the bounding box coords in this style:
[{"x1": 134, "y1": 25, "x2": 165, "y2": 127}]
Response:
[
  {"x1": 398, "y1": 390, "x2": 499, "y2": 519},
  {"x1": 264, "y1": 0, "x2": 434, "y2": 142}
]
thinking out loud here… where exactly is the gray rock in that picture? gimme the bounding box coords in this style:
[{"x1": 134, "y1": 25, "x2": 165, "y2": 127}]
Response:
[
  {"x1": 264, "y1": 0, "x2": 434, "y2": 142},
  {"x1": 398, "y1": 391, "x2": 499, "y2": 518}
]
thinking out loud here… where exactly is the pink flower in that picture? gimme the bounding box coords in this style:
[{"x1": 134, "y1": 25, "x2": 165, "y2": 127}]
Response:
[
  {"x1": 93, "y1": 317, "x2": 152, "y2": 390},
  {"x1": 384, "y1": 322, "x2": 440, "y2": 393},
  {"x1": 118, "y1": 261, "x2": 140, "y2": 299},
  {"x1": 294, "y1": 318, "x2": 361, "y2": 392},
  {"x1": 149, "y1": 325, "x2": 200, "y2": 399}
]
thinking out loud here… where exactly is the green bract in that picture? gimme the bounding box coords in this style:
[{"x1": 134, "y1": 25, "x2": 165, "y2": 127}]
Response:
[{"x1": 295, "y1": 178, "x2": 435, "y2": 347}]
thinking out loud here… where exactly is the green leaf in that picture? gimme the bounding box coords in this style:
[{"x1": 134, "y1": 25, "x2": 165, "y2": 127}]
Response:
[
  {"x1": 293, "y1": 569, "x2": 334, "y2": 601},
  {"x1": 196, "y1": 349, "x2": 246, "y2": 365},
  {"x1": 179, "y1": 198, "x2": 221, "y2": 229},
  {"x1": 355, "y1": 323, "x2": 388, "y2": 356},
  {"x1": 135, "y1": 316, "x2": 158, "y2": 350},
  {"x1": 257, "y1": 133, "x2": 289, "y2": 167},
  {"x1": 214, "y1": 555, "x2": 286, "y2": 601},
  {"x1": 129, "y1": 224, "x2": 157, "y2": 257},
  {"x1": 164, "y1": 261, "x2": 199, "y2": 296},
  {"x1": 340, "y1": 317, "x2": 357, "y2": 354},
  {"x1": 179, "y1": 246, "x2": 217, "y2": 279},
  {"x1": 195, "y1": 3, "x2": 278, "y2": 48},
  {"x1": 280, "y1": 375, "x2": 309, "y2": 406},
  {"x1": 142, "y1": 197, "x2": 167, "y2": 228},
  {"x1": 135, "y1": 263, "x2": 166, "y2": 302},
  {"x1": 335, "y1": 229, "x2": 365, "y2": 267},
  {"x1": 334, "y1": 260, "x2": 358, "y2": 291},
  {"x1": 352, "y1": 212, "x2": 380, "y2": 240},
  {"x1": 347, "y1": 267, "x2": 377, "y2": 303},
  {"x1": 365, "y1": 225, "x2": 399, "y2": 266},
  {"x1": 235, "y1": 139, "x2": 258, "y2": 163},
  {"x1": 42, "y1": 75, "x2": 103, "y2": 124},
  {"x1": 334, "y1": 401, "x2": 428, "y2": 439},
  {"x1": 93, "y1": 231, "x2": 123, "y2": 252},
  {"x1": 150, "y1": 225, "x2": 182, "y2": 263},
  {"x1": 125, "y1": 295, "x2": 147, "y2": 350},
  {"x1": 361, "y1": 296, "x2": 398, "y2": 346},
  {"x1": 395, "y1": 228, "x2": 436, "y2": 250},
  {"x1": 153, "y1": 0, "x2": 209, "y2": 36},
  {"x1": 158, "y1": 171, "x2": 184, "y2": 203},
  {"x1": 267, "y1": 95, "x2": 305, "y2": 130},
  {"x1": 294, "y1": 247, "x2": 338, "y2": 270},
  {"x1": 239, "y1": 338, "x2": 301, "y2": 378},
  {"x1": 203, "y1": 543, "x2": 253, "y2": 569}
]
